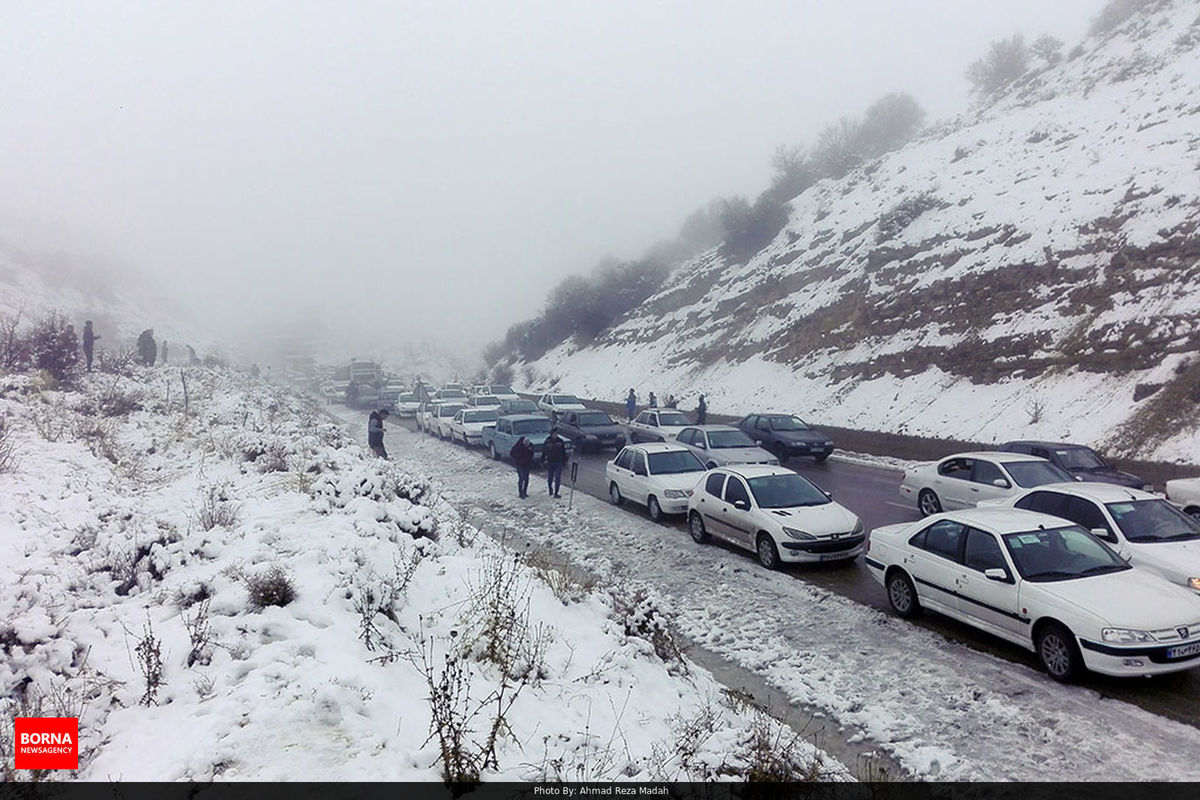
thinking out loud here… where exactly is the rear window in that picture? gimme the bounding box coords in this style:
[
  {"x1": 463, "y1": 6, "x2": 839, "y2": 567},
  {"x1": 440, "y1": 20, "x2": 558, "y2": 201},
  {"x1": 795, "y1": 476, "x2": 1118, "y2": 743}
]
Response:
[
  {"x1": 1005, "y1": 460, "x2": 1074, "y2": 488},
  {"x1": 551, "y1": 395, "x2": 581, "y2": 404}
]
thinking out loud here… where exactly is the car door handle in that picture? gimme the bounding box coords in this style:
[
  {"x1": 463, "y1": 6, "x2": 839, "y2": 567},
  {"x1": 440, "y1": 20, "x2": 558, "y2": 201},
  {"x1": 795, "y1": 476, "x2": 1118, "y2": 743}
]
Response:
[{"x1": 970, "y1": 487, "x2": 980, "y2": 492}]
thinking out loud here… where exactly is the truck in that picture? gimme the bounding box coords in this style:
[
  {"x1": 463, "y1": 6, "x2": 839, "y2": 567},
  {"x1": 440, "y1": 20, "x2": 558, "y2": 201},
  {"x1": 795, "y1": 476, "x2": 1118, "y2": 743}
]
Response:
[
  {"x1": 481, "y1": 414, "x2": 573, "y2": 465},
  {"x1": 345, "y1": 360, "x2": 383, "y2": 407}
]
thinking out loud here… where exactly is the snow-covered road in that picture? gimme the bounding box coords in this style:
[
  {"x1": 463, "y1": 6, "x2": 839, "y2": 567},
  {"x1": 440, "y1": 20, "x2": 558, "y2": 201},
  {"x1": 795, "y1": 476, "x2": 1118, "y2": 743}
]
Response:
[{"x1": 361, "y1": 414, "x2": 1200, "y2": 781}]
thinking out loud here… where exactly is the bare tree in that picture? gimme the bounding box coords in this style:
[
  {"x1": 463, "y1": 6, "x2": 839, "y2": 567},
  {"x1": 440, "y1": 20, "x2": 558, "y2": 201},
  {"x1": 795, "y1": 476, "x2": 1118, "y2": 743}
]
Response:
[{"x1": 966, "y1": 34, "x2": 1030, "y2": 96}]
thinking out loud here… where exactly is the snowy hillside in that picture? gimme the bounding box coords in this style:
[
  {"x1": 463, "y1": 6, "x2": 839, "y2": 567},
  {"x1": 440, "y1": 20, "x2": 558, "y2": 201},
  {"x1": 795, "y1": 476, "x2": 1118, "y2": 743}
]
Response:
[
  {"x1": 525, "y1": 1, "x2": 1200, "y2": 463},
  {"x1": 0, "y1": 366, "x2": 839, "y2": 781}
]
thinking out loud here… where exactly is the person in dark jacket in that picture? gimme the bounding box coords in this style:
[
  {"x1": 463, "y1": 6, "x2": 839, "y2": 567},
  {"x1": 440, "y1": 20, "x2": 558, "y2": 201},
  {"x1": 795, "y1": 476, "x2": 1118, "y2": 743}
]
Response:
[
  {"x1": 82, "y1": 321, "x2": 100, "y2": 372},
  {"x1": 137, "y1": 329, "x2": 156, "y2": 366},
  {"x1": 696, "y1": 394, "x2": 707, "y2": 425},
  {"x1": 665, "y1": 394, "x2": 677, "y2": 409},
  {"x1": 648, "y1": 392, "x2": 657, "y2": 408},
  {"x1": 368, "y1": 408, "x2": 389, "y2": 458},
  {"x1": 510, "y1": 436, "x2": 535, "y2": 498},
  {"x1": 625, "y1": 389, "x2": 637, "y2": 422},
  {"x1": 543, "y1": 428, "x2": 568, "y2": 498}
]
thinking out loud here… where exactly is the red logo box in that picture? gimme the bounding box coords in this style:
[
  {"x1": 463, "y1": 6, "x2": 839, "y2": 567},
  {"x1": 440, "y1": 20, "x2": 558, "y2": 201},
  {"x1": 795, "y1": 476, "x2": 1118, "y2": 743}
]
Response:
[{"x1": 14, "y1": 717, "x2": 78, "y2": 770}]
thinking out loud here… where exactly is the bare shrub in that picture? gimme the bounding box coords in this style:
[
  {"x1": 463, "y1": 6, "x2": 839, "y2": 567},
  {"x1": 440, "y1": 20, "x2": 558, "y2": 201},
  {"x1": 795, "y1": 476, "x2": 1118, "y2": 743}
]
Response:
[
  {"x1": 877, "y1": 191, "x2": 945, "y2": 240},
  {"x1": 611, "y1": 587, "x2": 686, "y2": 673},
  {"x1": 97, "y1": 348, "x2": 138, "y2": 377},
  {"x1": 196, "y1": 484, "x2": 241, "y2": 531},
  {"x1": 1026, "y1": 397, "x2": 1045, "y2": 424},
  {"x1": 0, "y1": 310, "x2": 30, "y2": 373},
  {"x1": 966, "y1": 33, "x2": 1029, "y2": 96},
  {"x1": 1090, "y1": 0, "x2": 1157, "y2": 36},
  {"x1": 524, "y1": 549, "x2": 597, "y2": 604},
  {"x1": 0, "y1": 415, "x2": 17, "y2": 473},
  {"x1": 73, "y1": 417, "x2": 119, "y2": 463},
  {"x1": 739, "y1": 710, "x2": 832, "y2": 782},
  {"x1": 79, "y1": 379, "x2": 144, "y2": 417},
  {"x1": 135, "y1": 617, "x2": 165, "y2": 706},
  {"x1": 1031, "y1": 33, "x2": 1064, "y2": 66},
  {"x1": 183, "y1": 599, "x2": 213, "y2": 667},
  {"x1": 461, "y1": 553, "x2": 550, "y2": 682},
  {"x1": 353, "y1": 551, "x2": 423, "y2": 652},
  {"x1": 29, "y1": 312, "x2": 81, "y2": 383},
  {"x1": 245, "y1": 565, "x2": 296, "y2": 609},
  {"x1": 31, "y1": 408, "x2": 71, "y2": 442}
]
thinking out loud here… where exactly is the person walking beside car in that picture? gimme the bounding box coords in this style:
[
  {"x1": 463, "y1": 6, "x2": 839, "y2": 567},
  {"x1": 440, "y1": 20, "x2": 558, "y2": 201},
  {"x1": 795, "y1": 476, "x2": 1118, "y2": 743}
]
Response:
[
  {"x1": 510, "y1": 436, "x2": 535, "y2": 498},
  {"x1": 625, "y1": 389, "x2": 637, "y2": 422},
  {"x1": 544, "y1": 427, "x2": 568, "y2": 498},
  {"x1": 82, "y1": 320, "x2": 100, "y2": 372},
  {"x1": 697, "y1": 394, "x2": 707, "y2": 425},
  {"x1": 368, "y1": 408, "x2": 390, "y2": 458}
]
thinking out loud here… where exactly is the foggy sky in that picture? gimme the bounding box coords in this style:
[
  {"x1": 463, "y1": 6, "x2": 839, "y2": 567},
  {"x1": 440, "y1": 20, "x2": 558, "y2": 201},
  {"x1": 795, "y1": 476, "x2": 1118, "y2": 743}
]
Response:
[{"x1": 1, "y1": 0, "x2": 1101, "y2": 358}]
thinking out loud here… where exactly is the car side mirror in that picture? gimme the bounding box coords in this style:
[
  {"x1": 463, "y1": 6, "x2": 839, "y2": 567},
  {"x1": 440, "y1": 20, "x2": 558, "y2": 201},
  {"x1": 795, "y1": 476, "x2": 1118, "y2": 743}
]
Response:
[
  {"x1": 824, "y1": 490, "x2": 833, "y2": 498},
  {"x1": 756, "y1": 440, "x2": 764, "y2": 446},
  {"x1": 984, "y1": 568, "x2": 1010, "y2": 583},
  {"x1": 992, "y1": 479, "x2": 1010, "y2": 488},
  {"x1": 733, "y1": 499, "x2": 749, "y2": 510},
  {"x1": 697, "y1": 441, "x2": 707, "y2": 450}
]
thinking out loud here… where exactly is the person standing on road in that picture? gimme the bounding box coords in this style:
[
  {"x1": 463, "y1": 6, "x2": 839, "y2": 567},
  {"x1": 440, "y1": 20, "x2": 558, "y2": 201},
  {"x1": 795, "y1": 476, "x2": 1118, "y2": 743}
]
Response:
[
  {"x1": 368, "y1": 408, "x2": 390, "y2": 458},
  {"x1": 543, "y1": 427, "x2": 568, "y2": 498},
  {"x1": 696, "y1": 394, "x2": 707, "y2": 425},
  {"x1": 625, "y1": 388, "x2": 637, "y2": 422},
  {"x1": 648, "y1": 392, "x2": 657, "y2": 408},
  {"x1": 82, "y1": 320, "x2": 100, "y2": 372},
  {"x1": 510, "y1": 436, "x2": 535, "y2": 498}
]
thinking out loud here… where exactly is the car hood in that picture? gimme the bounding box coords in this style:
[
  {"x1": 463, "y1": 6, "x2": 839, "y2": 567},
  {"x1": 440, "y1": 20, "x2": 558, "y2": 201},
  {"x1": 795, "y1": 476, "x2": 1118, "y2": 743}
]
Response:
[
  {"x1": 762, "y1": 501, "x2": 858, "y2": 536},
  {"x1": 1034, "y1": 568, "x2": 1200, "y2": 628},
  {"x1": 776, "y1": 430, "x2": 829, "y2": 444},
  {"x1": 1068, "y1": 467, "x2": 1144, "y2": 488},
  {"x1": 1129, "y1": 540, "x2": 1200, "y2": 584},
  {"x1": 577, "y1": 425, "x2": 625, "y2": 436},
  {"x1": 712, "y1": 446, "x2": 776, "y2": 463}
]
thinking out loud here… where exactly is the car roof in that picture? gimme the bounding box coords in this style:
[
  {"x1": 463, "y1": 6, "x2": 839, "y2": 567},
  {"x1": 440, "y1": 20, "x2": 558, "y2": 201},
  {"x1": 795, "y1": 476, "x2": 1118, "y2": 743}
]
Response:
[
  {"x1": 502, "y1": 414, "x2": 550, "y2": 422},
  {"x1": 623, "y1": 442, "x2": 691, "y2": 453},
  {"x1": 936, "y1": 506, "x2": 1082, "y2": 534},
  {"x1": 1004, "y1": 440, "x2": 1091, "y2": 450},
  {"x1": 688, "y1": 424, "x2": 741, "y2": 431},
  {"x1": 942, "y1": 451, "x2": 1048, "y2": 463},
  {"x1": 716, "y1": 464, "x2": 795, "y2": 479},
  {"x1": 1017, "y1": 481, "x2": 1156, "y2": 502}
]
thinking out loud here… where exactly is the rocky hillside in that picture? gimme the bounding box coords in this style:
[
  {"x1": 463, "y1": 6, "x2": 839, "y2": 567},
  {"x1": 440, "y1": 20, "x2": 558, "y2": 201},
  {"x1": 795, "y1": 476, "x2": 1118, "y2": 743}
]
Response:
[{"x1": 524, "y1": 0, "x2": 1200, "y2": 463}]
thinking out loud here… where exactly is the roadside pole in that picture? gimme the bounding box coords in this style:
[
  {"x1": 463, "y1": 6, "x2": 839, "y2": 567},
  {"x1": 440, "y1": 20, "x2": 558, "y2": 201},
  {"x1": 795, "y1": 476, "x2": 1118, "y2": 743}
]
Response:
[{"x1": 568, "y1": 460, "x2": 579, "y2": 510}]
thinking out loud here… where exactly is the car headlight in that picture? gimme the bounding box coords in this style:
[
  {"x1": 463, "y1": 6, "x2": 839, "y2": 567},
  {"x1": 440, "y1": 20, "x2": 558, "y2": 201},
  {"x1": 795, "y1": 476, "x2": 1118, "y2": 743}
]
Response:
[
  {"x1": 664, "y1": 489, "x2": 688, "y2": 499},
  {"x1": 851, "y1": 518, "x2": 863, "y2": 535},
  {"x1": 1102, "y1": 628, "x2": 1155, "y2": 643},
  {"x1": 585, "y1": 434, "x2": 597, "y2": 440},
  {"x1": 1188, "y1": 577, "x2": 1200, "y2": 592},
  {"x1": 824, "y1": 441, "x2": 834, "y2": 447},
  {"x1": 782, "y1": 527, "x2": 815, "y2": 541}
]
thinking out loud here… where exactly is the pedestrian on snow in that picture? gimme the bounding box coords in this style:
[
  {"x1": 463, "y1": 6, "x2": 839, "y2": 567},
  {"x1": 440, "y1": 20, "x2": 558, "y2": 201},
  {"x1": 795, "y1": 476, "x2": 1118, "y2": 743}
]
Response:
[
  {"x1": 625, "y1": 388, "x2": 637, "y2": 422},
  {"x1": 368, "y1": 408, "x2": 390, "y2": 458},
  {"x1": 648, "y1": 392, "x2": 657, "y2": 408},
  {"x1": 510, "y1": 436, "x2": 535, "y2": 498},
  {"x1": 697, "y1": 394, "x2": 708, "y2": 425},
  {"x1": 160, "y1": 340, "x2": 169, "y2": 365},
  {"x1": 666, "y1": 394, "x2": 677, "y2": 409},
  {"x1": 82, "y1": 321, "x2": 100, "y2": 372},
  {"x1": 543, "y1": 427, "x2": 568, "y2": 498},
  {"x1": 137, "y1": 329, "x2": 156, "y2": 366}
]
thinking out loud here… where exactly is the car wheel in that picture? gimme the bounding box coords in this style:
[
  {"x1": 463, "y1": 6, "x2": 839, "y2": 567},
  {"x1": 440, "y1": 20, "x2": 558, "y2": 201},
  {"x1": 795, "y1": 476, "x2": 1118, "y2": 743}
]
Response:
[
  {"x1": 773, "y1": 442, "x2": 789, "y2": 463},
  {"x1": 688, "y1": 512, "x2": 709, "y2": 544},
  {"x1": 647, "y1": 496, "x2": 663, "y2": 522},
  {"x1": 609, "y1": 482, "x2": 624, "y2": 506},
  {"x1": 489, "y1": 443, "x2": 499, "y2": 461},
  {"x1": 756, "y1": 533, "x2": 780, "y2": 570},
  {"x1": 886, "y1": 570, "x2": 921, "y2": 619},
  {"x1": 1036, "y1": 622, "x2": 1082, "y2": 682},
  {"x1": 918, "y1": 489, "x2": 942, "y2": 516},
  {"x1": 815, "y1": 453, "x2": 829, "y2": 464}
]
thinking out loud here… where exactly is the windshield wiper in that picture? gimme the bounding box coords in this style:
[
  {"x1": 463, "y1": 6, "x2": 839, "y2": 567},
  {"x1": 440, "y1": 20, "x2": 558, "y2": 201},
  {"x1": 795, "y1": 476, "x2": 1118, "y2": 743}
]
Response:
[
  {"x1": 1079, "y1": 564, "x2": 1126, "y2": 576},
  {"x1": 1026, "y1": 570, "x2": 1078, "y2": 580}
]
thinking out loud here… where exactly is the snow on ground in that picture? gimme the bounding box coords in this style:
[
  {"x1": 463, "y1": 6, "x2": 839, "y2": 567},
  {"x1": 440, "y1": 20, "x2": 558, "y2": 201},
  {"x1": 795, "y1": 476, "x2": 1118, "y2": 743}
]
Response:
[
  {"x1": 0, "y1": 367, "x2": 843, "y2": 782},
  {"x1": 365, "y1": 414, "x2": 1200, "y2": 781}
]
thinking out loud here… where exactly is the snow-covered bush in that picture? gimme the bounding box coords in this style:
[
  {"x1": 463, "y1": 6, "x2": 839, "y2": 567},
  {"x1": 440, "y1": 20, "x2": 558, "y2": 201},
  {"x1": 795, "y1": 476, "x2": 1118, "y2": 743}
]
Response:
[
  {"x1": 244, "y1": 565, "x2": 296, "y2": 609},
  {"x1": 0, "y1": 415, "x2": 16, "y2": 473},
  {"x1": 611, "y1": 587, "x2": 686, "y2": 673},
  {"x1": 196, "y1": 484, "x2": 240, "y2": 531}
]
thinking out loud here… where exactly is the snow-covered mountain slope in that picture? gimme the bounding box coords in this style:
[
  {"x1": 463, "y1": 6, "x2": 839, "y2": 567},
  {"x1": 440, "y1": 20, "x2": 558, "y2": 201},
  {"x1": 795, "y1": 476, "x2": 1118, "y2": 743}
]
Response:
[{"x1": 526, "y1": 1, "x2": 1200, "y2": 463}]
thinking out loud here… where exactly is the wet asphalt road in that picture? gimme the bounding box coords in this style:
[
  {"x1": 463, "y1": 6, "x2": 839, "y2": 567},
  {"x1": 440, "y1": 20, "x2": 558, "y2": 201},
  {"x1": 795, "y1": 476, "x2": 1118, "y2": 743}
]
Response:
[{"x1": 396, "y1": 415, "x2": 1200, "y2": 730}]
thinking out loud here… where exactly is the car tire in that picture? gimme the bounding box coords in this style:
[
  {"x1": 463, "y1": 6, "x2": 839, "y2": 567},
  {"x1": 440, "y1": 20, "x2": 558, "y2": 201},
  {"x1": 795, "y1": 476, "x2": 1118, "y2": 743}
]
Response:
[
  {"x1": 815, "y1": 453, "x2": 829, "y2": 464},
  {"x1": 756, "y1": 533, "x2": 780, "y2": 570},
  {"x1": 609, "y1": 482, "x2": 624, "y2": 506},
  {"x1": 886, "y1": 570, "x2": 921, "y2": 619},
  {"x1": 1036, "y1": 622, "x2": 1082, "y2": 682},
  {"x1": 773, "y1": 443, "x2": 789, "y2": 463},
  {"x1": 647, "y1": 496, "x2": 662, "y2": 522},
  {"x1": 918, "y1": 489, "x2": 942, "y2": 517},
  {"x1": 688, "y1": 512, "x2": 709, "y2": 544},
  {"x1": 489, "y1": 443, "x2": 499, "y2": 461}
]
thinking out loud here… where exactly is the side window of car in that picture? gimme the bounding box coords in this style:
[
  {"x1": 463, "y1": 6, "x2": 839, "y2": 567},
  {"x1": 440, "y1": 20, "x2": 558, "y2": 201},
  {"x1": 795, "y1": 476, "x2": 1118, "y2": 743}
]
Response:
[
  {"x1": 1065, "y1": 497, "x2": 1114, "y2": 540},
  {"x1": 1015, "y1": 490, "x2": 1068, "y2": 518},
  {"x1": 724, "y1": 477, "x2": 751, "y2": 506},
  {"x1": 635, "y1": 412, "x2": 649, "y2": 424},
  {"x1": 632, "y1": 453, "x2": 648, "y2": 476},
  {"x1": 705, "y1": 473, "x2": 726, "y2": 498},
  {"x1": 938, "y1": 458, "x2": 970, "y2": 479},
  {"x1": 1032, "y1": 447, "x2": 1051, "y2": 460},
  {"x1": 971, "y1": 460, "x2": 1008, "y2": 486},
  {"x1": 756, "y1": 417, "x2": 770, "y2": 431},
  {"x1": 678, "y1": 429, "x2": 693, "y2": 445},
  {"x1": 919, "y1": 520, "x2": 965, "y2": 561},
  {"x1": 499, "y1": 420, "x2": 510, "y2": 434},
  {"x1": 696, "y1": 432, "x2": 708, "y2": 449},
  {"x1": 963, "y1": 528, "x2": 1007, "y2": 572},
  {"x1": 615, "y1": 449, "x2": 632, "y2": 470}
]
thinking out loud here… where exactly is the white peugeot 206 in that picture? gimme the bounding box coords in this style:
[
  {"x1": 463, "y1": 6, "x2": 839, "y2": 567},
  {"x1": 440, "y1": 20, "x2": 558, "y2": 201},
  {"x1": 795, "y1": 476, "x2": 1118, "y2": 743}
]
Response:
[
  {"x1": 865, "y1": 506, "x2": 1200, "y2": 681},
  {"x1": 686, "y1": 465, "x2": 863, "y2": 569},
  {"x1": 605, "y1": 442, "x2": 708, "y2": 521}
]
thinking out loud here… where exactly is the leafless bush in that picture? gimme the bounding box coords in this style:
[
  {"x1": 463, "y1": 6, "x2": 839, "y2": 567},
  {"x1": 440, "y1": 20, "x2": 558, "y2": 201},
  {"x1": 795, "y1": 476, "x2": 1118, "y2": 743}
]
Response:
[
  {"x1": 97, "y1": 348, "x2": 138, "y2": 377},
  {"x1": 524, "y1": 549, "x2": 597, "y2": 604},
  {"x1": 31, "y1": 408, "x2": 71, "y2": 442},
  {"x1": 0, "y1": 309, "x2": 30, "y2": 373},
  {"x1": 739, "y1": 710, "x2": 832, "y2": 782},
  {"x1": 878, "y1": 191, "x2": 945, "y2": 240},
  {"x1": 0, "y1": 415, "x2": 17, "y2": 473},
  {"x1": 183, "y1": 599, "x2": 213, "y2": 667},
  {"x1": 966, "y1": 33, "x2": 1029, "y2": 96},
  {"x1": 254, "y1": 440, "x2": 290, "y2": 473},
  {"x1": 611, "y1": 587, "x2": 686, "y2": 673},
  {"x1": 196, "y1": 484, "x2": 241, "y2": 531},
  {"x1": 73, "y1": 417, "x2": 120, "y2": 463},
  {"x1": 245, "y1": 565, "x2": 296, "y2": 608},
  {"x1": 79, "y1": 378, "x2": 144, "y2": 417},
  {"x1": 1026, "y1": 397, "x2": 1045, "y2": 424},
  {"x1": 354, "y1": 551, "x2": 423, "y2": 652},
  {"x1": 461, "y1": 553, "x2": 550, "y2": 682},
  {"x1": 1, "y1": 693, "x2": 48, "y2": 782},
  {"x1": 135, "y1": 617, "x2": 165, "y2": 706},
  {"x1": 29, "y1": 311, "x2": 81, "y2": 383}
]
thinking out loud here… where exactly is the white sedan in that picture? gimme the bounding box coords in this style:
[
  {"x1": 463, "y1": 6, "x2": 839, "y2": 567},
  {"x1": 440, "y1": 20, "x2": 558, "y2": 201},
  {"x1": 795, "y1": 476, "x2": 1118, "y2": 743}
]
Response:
[
  {"x1": 865, "y1": 507, "x2": 1200, "y2": 680},
  {"x1": 628, "y1": 409, "x2": 693, "y2": 442},
  {"x1": 605, "y1": 443, "x2": 708, "y2": 521},
  {"x1": 430, "y1": 403, "x2": 466, "y2": 439},
  {"x1": 468, "y1": 394, "x2": 502, "y2": 410},
  {"x1": 537, "y1": 393, "x2": 588, "y2": 419},
  {"x1": 686, "y1": 465, "x2": 863, "y2": 569},
  {"x1": 1166, "y1": 477, "x2": 1200, "y2": 518},
  {"x1": 996, "y1": 482, "x2": 1200, "y2": 595},
  {"x1": 900, "y1": 451, "x2": 1075, "y2": 516},
  {"x1": 448, "y1": 408, "x2": 500, "y2": 447}
]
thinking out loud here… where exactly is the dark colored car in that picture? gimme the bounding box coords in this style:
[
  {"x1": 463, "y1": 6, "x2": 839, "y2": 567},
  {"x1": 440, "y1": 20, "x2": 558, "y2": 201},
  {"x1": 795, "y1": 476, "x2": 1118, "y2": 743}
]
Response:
[
  {"x1": 735, "y1": 414, "x2": 835, "y2": 463},
  {"x1": 497, "y1": 398, "x2": 542, "y2": 416},
  {"x1": 999, "y1": 440, "x2": 1148, "y2": 489},
  {"x1": 555, "y1": 410, "x2": 627, "y2": 452}
]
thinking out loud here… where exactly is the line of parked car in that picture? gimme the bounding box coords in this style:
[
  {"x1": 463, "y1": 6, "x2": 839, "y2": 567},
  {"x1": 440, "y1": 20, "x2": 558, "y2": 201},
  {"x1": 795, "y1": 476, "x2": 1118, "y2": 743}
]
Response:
[{"x1": 404, "y1": 384, "x2": 1200, "y2": 682}]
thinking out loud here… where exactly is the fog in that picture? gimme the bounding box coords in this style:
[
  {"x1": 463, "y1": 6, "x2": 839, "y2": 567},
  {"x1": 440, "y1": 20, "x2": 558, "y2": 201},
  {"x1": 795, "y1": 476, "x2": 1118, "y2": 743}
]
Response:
[{"x1": 1, "y1": 0, "x2": 1100, "y2": 360}]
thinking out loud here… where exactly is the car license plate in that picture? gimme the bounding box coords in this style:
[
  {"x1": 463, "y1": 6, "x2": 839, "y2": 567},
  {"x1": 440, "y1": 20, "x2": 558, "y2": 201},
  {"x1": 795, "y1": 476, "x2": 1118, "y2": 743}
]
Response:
[
  {"x1": 1167, "y1": 642, "x2": 1200, "y2": 659},
  {"x1": 818, "y1": 553, "x2": 846, "y2": 562}
]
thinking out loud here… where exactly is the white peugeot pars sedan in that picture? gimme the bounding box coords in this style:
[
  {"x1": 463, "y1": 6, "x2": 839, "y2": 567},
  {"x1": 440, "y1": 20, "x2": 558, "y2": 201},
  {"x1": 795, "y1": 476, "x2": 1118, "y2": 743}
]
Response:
[
  {"x1": 605, "y1": 443, "x2": 707, "y2": 521},
  {"x1": 900, "y1": 452, "x2": 1076, "y2": 516},
  {"x1": 865, "y1": 507, "x2": 1200, "y2": 681},
  {"x1": 686, "y1": 465, "x2": 863, "y2": 569}
]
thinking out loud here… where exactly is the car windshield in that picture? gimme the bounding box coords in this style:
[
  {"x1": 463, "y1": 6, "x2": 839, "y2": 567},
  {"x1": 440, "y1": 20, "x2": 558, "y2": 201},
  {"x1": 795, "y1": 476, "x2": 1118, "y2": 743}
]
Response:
[
  {"x1": 767, "y1": 415, "x2": 810, "y2": 431},
  {"x1": 440, "y1": 389, "x2": 467, "y2": 399},
  {"x1": 657, "y1": 412, "x2": 691, "y2": 427},
  {"x1": 1106, "y1": 499, "x2": 1200, "y2": 543},
  {"x1": 474, "y1": 396, "x2": 501, "y2": 406},
  {"x1": 647, "y1": 450, "x2": 706, "y2": 475},
  {"x1": 398, "y1": 394, "x2": 418, "y2": 402},
  {"x1": 708, "y1": 430, "x2": 757, "y2": 448},
  {"x1": 577, "y1": 412, "x2": 615, "y2": 426},
  {"x1": 504, "y1": 401, "x2": 539, "y2": 413},
  {"x1": 464, "y1": 410, "x2": 498, "y2": 423},
  {"x1": 491, "y1": 386, "x2": 515, "y2": 394},
  {"x1": 1005, "y1": 460, "x2": 1075, "y2": 488},
  {"x1": 1054, "y1": 447, "x2": 1108, "y2": 470},
  {"x1": 1002, "y1": 525, "x2": 1129, "y2": 581},
  {"x1": 438, "y1": 404, "x2": 465, "y2": 417},
  {"x1": 551, "y1": 395, "x2": 581, "y2": 404},
  {"x1": 747, "y1": 474, "x2": 830, "y2": 509},
  {"x1": 514, "y1": 419, "x2": 551, "y2": 435}
]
